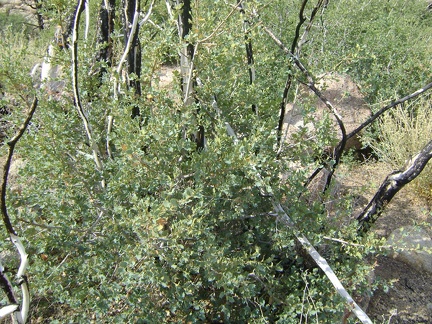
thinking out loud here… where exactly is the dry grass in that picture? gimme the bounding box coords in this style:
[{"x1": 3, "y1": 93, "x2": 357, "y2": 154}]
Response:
[{"x1": 369, "y1": 94, "x2": 432, "y2": 200}]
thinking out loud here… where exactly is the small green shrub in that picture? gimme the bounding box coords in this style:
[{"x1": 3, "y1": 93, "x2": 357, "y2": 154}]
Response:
[
  {"x1": 369, "y1": 94, "x2": 432, "y2": 200},
  {"x1": 0, "y1": 12, "x2": 37, "y2": 38}
]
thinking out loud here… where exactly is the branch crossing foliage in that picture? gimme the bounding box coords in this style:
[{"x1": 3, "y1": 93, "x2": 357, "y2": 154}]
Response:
[{"x1": 0, "y1": 0, "x2": 431, "y2": 322}]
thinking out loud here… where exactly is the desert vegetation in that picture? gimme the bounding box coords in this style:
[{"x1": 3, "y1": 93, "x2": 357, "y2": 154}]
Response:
[{"x1": 0, "y1": 0, "x2": 431, "y2": 322}]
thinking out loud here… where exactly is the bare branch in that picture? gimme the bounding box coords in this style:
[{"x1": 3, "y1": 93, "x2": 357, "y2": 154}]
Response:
[
  {"x1": 277, "y1": 0, "x2": 327, "y2": 148},
  {"x1": 198, "y1": 1, "x2": 243, "y2": 43},
  {"x1": 272, "y1": 202, "x2": 372, "y2": 324},
  {"x1": 71, "y1": 0, "x2": 105, "y2": 186},
  {"x1": 237, "y1": 1, "x2": 257, "y2": 115},
  {"x1": 106, "y1": 115, "x2": 114, "y2": 159},
  {"x1": 346, "y1": 81, "x2": 432, "y2": 141},
  {"x1": 0, "y1": 304, "x2": 19, "y2": 319},
  {"x1": 357, "y1": 139, "x2": 432, "y2": 233},
  {"x1": 291, "y1": 0, "x2": 308, "y2": 53},
  {"x1": 84, "y1": 0, "x2": 90, "y2": 40},
  {"x1": 115, "y1": 2, "x2": 140, "y2": 98},
  {"x1": 0, "y1": 97, "x2": 36, "y2": 323},
  {"x1": 295, "y1": 0, "x2": 326, "y2": 56},
  {"x1": 139, "y1": 0, "x2": 154, "y2": 25},
  {"x1": 305, "y1": 82, "x2": 432, "y2": 192},
  {"x1": 0, "y1": 260, "x2": 18, "y2": 306},
  {"x1": 10, "y1": 234, "x2": 29, "y2": 323},
  {"x1": 1, "y1": 97, "x2": 38, "y2": 236},
  {"x1": 213, "y1": 94, "x2": 371, "y2": 324}
]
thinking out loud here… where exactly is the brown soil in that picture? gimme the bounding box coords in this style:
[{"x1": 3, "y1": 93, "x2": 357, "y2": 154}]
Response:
[{"x1": 339, "y1": 161, "x2": 432, "y2": 323}]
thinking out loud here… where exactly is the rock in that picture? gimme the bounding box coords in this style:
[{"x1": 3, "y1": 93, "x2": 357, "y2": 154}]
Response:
[
  {"x1": 283, "y1": 73, "x2": 372, "y2": 152},
  {"x1": 0, "y1": 247, "x2": 20, "y2": 270},
  {"x1": 0, "y1": 157, "x2": 25, "y2": 194},
  {"x1": 387, "y1": 226, "x2": 432, "y2": 274}
]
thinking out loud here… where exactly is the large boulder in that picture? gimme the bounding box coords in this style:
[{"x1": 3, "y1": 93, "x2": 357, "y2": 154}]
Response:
[
  {"x1": 283, "y1": 73, "x2": 372, "y2": 152},
  {"x1": 387, "y1": 226, "x2": 432, "y2": 274}
]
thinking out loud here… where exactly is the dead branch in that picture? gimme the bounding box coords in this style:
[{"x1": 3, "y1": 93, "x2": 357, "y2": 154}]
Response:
[
  {"x1": 357, "y1": 139, "x2": 432, "y2": 233},
  {"x1": 305, "y1": 81, "x2": 432, "y2": 192},
  {"x1": 1, "y1": 97, "x2": 38, "y2": 236},
  {"x1": 276, "y1": 0, "x2": 327, "y2": 149},
  {"x1": 237, "y1": 1, "x2": 258, "y2": 115},
  {"x1": 0, "y1": 96, "x2": 37, "y2": 323},
  {"x1": 71, "y1": 0, "x2": 105, "y2": 186},
  {"x1": 272, "y1": 202, "x2": 372, "y2": 324},
  {"x1": 346, "y1": 81, "x2": 432, "y2": 141},
  {"x1": 219, "y1": 98, "x2": 371, "y2": 324}
]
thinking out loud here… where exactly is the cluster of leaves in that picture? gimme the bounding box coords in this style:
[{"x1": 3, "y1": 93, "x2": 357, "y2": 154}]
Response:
[{"x1": 0, "y1": 0, "x2": 430, "y2": 322}]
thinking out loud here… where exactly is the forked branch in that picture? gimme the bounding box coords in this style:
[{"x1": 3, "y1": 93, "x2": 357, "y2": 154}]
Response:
[
  {"x1": 277, "y1": 0, "x2": 327, "y2": 148},
  {"x1": 346, "y1": 81, "x2": 432, "y2": 141},
  {"x1": 305, "y1": 81, "x2": 432, "y2": 191}
]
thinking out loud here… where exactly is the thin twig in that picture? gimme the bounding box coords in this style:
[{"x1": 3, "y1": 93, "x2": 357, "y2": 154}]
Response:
[{"x1": 198, "y1": 0, "x2": 244, "y2": 43}]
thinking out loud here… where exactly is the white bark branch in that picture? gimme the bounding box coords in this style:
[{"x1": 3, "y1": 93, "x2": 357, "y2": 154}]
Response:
[
  {"x1": 71, "y1": 0, "x2": 105, "y2": 187},
  {"x1": 106, "y1": 115, "x2": 114, "y2": 159},
  {"x1": 0, "y1": 98, "x2": 37, "y2": 323},
  {"x1": 84, "y1": 0, "x2": 90, "y2": 40},
  {"x1": 0, "y1": 305, "x2": 18, "y2": 319},
  {"x1": 115, "y1": 2, "x2": 140, "y2": 98},
  {"x1": 11, "y1": 234, "x2": 29, "y2": 323},
  {"x1": 139, "y1": 0, "x2": 154, "y2": 26}
]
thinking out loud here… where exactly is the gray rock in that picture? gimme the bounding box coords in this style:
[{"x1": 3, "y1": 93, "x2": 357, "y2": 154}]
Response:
[
  {"x1": 283, "y1": 73, "x2": 372, "y2": 152},
  {"x1": 387, "y1": 226, "x2": 432, "y2": 274}
]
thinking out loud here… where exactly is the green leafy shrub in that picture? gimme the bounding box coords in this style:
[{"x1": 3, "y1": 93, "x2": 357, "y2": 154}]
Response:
[
  {"x1": 0, "y1": 0, "x2": 430, "y2": 322},
  {"x1": 310, "y1": 0, "x2": 432, "y2": 105},
  {"x1": 0, "y1": 12, "x2": 37, "y2": 38}
]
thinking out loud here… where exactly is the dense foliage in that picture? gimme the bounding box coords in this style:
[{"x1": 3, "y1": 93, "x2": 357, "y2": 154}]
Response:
[{"x1": 0, "y1": 0, "x2": 431, "y2": 322}]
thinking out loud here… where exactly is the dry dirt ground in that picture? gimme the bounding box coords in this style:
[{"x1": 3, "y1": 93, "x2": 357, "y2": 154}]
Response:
[{"x1": 338, "y1": 161, "x2": 432, "y2": 323}]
